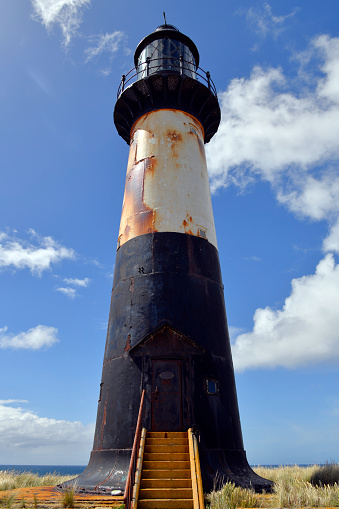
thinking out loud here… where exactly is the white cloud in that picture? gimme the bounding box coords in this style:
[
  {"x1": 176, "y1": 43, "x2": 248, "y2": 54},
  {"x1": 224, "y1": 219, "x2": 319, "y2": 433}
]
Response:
[
  {"x1": 57, "y1": 277, "x2": 89, "y2": 298},
  {"x1": 0, "y1": 399, "x2": 29, "y2": 405},
  {"x1": 0, "y1": 230, "x2": 75, "y2": 276},
  {"x1": 242, "y1": 256, "x2": 262, "y2": 262},
  {"x1": 207, "y1": 35, "x2": 339, "y2": 222},
  {"x1": 31, "y1": 0, "x2": 90, "y2": 46},
  {"x1": 57, "y1": 287, "x2": 77, "y2": 298},
  {"x1": 63, "y1": 277, "x2": 90, "y2": 287},
  {"x1": 277, "y1": 173, "x2": 339, "y2": 222},
  {"x1": 84, "y1": 32, "x2": 125, "y2": 63},
  {"x1": 232, "y1": 254, "x2": 339, "y2": 372},
  {"x1": 245, "y1": 3, "x2": 298, "y2": 40},
  {"x1": 206, "y1": 35, "x2": 339, "y2": 373},
  {"x1": 0, "y1": 325, "x2": 59, "y2": 350},
  {"x1": 0, "y1": 401, "x2": 94, "y2": 464},
  {"x1": 228, "y1": 326, "x2": 246, "y2": 344},
  {"x1": 323, "y1": 218, "x2": 339, "y2": 254}
]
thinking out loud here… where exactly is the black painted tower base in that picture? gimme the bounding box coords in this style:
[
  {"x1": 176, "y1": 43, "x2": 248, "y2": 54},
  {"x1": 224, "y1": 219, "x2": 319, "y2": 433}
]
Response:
[{"x1": 62, "y1": 232, "x2": 273, "y2": 493}]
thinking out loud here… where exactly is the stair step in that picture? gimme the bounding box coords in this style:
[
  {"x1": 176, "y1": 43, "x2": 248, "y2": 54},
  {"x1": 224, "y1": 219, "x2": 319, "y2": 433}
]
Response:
[
  {"x1": 143, "y1": 460, "x2": 190, "y2": 470},
  {"x1": 137, "y1": 500, "x2": 193, "y2": 509},
  {"x1": 147, "y1": 438, "x2": 188, "y2": 446},
  {"x1": 144, "y1": 452, "x2": 189, "y2": 461},
  {"x1": 147, "y1": 432, "x2": 187, "y2": 438},
  {"x1": 136, "y1": 430, "x2": 196, "y2": 509},
  {"x1": 139, "y1": 488, "x2": 193, "y2": 500},
  {"x1": 142, "y1": 469, "x2": 191, "y2": 479},
  {"x1": 141, "y1": 478, "x2": 192, "y2": 488},
  {"x1": 145, "y1": 444, "x2": 189, "y2": 453}
]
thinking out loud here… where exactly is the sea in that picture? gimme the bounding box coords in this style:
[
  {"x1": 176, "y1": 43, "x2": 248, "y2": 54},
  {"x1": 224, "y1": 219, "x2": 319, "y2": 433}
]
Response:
[
  {"x1": 0, "y1": 464, "x2": 318, "y2": 476},
  {"x1": 0, "y1": 466, "x2": 86, "y2": 476}
]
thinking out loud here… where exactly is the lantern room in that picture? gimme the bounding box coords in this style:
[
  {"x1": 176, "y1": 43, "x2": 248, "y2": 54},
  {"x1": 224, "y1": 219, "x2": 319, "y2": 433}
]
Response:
[{"x1": 134, "y1": 23, "x2": 199, "y2": 79}]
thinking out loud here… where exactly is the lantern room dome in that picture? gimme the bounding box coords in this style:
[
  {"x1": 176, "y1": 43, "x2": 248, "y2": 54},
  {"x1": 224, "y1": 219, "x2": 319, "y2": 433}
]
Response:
[
  {"x1": 155, "y1": 23, "x2": 179, "y2": 31},
  {"x1": 134, "y1": 24, "x2": 200, "y2": 68}
]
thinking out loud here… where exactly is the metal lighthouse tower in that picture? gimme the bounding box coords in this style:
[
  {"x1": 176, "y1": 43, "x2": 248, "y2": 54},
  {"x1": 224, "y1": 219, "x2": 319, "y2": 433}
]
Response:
[{"x1": 71, "y1": 23, "x2": 273, "y2": 496}]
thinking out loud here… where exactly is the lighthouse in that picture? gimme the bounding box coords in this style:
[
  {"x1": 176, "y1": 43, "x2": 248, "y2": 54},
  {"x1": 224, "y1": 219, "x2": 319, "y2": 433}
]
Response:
[{"x1": 70, "y1": 23, "x2": 272, "y2": 495}]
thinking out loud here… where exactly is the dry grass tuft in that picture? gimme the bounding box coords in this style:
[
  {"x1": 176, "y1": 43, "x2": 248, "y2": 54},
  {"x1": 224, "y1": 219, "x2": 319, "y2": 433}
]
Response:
[
  {"x1": 61, "y1": 488, "x2": 75, "y2": 508},
  {"x1": 310, "y1": 461, "x2": 339, "y2": 487},
  {"x1": 207, "y1": 464, "x2": 339, "y2": 508},
  {"x1": 207, "y1": 481, "x2": 261, "y2": 508},
  {"x1": 0, "y1": 470, "x2": 72, "y2": 492}
]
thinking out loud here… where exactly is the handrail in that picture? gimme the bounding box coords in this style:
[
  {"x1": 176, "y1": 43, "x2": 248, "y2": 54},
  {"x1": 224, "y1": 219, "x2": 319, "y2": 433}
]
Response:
[
  {"x1": 188, "y1": 428, "x2": 205, "y2": 509},
  {"x1": 131, "y1": 427, "x2": 147, "y2": 509},
  {"x1": 193, "y1": 430, "x2": 205, "y2": 509},
  {"x1": 124, "y1": 389, "x2": 146, "y2": 509},
  {"x1": 117, "y1": 56, "x2": 218, "y2": 99}
]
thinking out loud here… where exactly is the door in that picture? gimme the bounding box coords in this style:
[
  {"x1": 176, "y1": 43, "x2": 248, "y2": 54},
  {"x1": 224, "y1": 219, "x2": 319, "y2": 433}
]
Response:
[{"x1": 151, "y1": 359, "x2": 183, "y2": 431}]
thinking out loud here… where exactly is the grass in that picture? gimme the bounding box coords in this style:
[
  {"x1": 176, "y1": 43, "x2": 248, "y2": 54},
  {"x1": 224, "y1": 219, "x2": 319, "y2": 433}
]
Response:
[
  {"x1": 0, "y1": 471, "x2": 73, "y2": 492},
  {"x1": 207, "y1": 464, "x2": 339, "y2": 508},
  {"x1": 2, "y1": 465, "x2": 339, "y2": 508},
  {"x1": 310, "y1": 461, "x2": 339, "y2": 487},
  {"x1": 61, "y1": 488, "x2": 75, "y2": 509},
  {"x1": 207, "y1": 481, "x2": 260, "y2": 508},
  {"x1": 0, "y1": 494, "x2": 16, "y2": 508}
]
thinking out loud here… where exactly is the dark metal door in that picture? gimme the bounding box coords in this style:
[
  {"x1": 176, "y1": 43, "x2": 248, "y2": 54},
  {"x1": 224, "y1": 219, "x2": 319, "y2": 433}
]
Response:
[{"x1": 151, "y1": 359, "x2": 182, "y2": 431}]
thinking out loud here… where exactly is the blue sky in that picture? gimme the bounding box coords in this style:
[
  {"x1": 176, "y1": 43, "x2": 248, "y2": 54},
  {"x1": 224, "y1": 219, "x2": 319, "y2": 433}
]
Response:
[{"x1": 1, "y1": 0, "x2": 339, "y2": 467}]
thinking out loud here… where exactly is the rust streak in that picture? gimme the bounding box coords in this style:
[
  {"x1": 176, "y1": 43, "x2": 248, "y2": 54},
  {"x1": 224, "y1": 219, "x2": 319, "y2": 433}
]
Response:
[
  {"x1": 124, "y1": 335, "x2": 131, "y2": 352},
  {"x1": 100, "y1": 387, "x2": 109, "y2": 449},
  {"x1": 119, "y1": 157, "x2": 157, "y2": 245}
]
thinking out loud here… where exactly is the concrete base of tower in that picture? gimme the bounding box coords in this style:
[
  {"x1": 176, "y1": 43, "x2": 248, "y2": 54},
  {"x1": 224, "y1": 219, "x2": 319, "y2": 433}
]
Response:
[
  {"x1": 59, "y1": 449, "x2": 130, "y2": 494},
  {"x1": 200, "y1": 448, "x2": 274, "y2": 493}
]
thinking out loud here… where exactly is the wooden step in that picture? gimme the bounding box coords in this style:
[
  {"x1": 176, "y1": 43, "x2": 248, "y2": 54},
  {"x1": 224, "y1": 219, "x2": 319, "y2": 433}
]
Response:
[
  {"x1": 139, "y1": 488, "x2": 193, "y2": 499},
  {"x1": 136, "y1": 430, "x2": 197, "y2": 509},
  {"x1": 141, "y1": 478, "x2": 192, "y2": 488},
  {"x1": 143, "y1": 452, "x2": 189, "y2": 461},
  {"x1": 138, "y1": 500, "x2": 193, "y2": 509},
  {"x1": 147, "y1": 432, "x2": 187, "y2": 438},
  {"x1": 144, "y1": 444, "x2": 189, "y2": 453},
  {"x1": 146, "y1": 438, "x2": 188, "y2": 446},
  {"x1": 142, "y1": 460, "x2": 190, "y2": 470},
  {"x1": 141, "y1": 469, "x2": 191, "y2": 479}
]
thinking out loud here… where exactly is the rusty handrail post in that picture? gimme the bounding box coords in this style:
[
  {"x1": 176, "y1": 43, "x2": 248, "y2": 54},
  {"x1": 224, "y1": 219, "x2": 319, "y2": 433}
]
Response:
[
  {"x1": 123, "y1": 389, "x2": 145, "y2": 509},
  {"x1": 206, "y1": 71, "x2": 211, "y2": 90}
]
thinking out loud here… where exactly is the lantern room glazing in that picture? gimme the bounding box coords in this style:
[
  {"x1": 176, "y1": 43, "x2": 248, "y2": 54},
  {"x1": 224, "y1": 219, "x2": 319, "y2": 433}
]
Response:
[{"x1": 134, "y1": 24, "x2": 199, "y2": 80}]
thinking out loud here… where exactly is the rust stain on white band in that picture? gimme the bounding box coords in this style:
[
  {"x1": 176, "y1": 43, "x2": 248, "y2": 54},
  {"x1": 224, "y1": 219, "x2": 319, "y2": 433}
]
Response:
[{"x1": 118, "y1": 109, "x2": 217, "y2": 249}]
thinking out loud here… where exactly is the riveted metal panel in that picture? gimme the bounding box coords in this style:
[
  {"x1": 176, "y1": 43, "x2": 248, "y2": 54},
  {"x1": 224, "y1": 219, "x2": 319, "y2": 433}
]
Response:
[{"x1": 118, "y1": 109, "x2": 218, "y2": 249}]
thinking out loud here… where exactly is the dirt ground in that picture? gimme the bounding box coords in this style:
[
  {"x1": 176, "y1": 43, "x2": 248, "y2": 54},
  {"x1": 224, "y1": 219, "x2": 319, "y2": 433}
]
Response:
[{"x1": 0, "y1": 486, "x2": 124, "y2": 507}]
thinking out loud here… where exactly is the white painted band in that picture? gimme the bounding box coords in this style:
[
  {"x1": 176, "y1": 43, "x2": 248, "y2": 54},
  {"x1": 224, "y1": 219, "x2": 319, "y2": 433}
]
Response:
[{"x1": 118, "y1": 109, "x2": 217, "y2": 249}]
